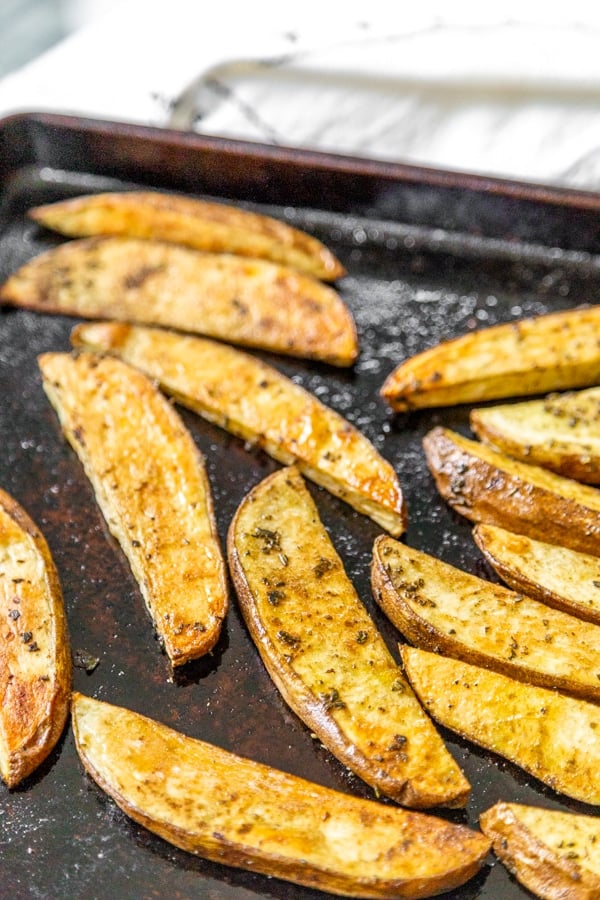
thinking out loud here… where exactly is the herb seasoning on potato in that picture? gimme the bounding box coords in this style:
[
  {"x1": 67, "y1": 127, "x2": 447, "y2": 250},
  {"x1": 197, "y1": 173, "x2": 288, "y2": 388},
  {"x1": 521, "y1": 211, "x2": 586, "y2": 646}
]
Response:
[
  {"x1": 227, "y1": 466, "x2": 469, "y2": 809},
  {"x1": 39, "y1": 351, "x2": 228, "y2": 667},
  {"x1": 72, "y1": 692, "x2": 490, "y2": 899},
  {"x1": 0, "y1": 487, "x2": 71, "y2": 787}
]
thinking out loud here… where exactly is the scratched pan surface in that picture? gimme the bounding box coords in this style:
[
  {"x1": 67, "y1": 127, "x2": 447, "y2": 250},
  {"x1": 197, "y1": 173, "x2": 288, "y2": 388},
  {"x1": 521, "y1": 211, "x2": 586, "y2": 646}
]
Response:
[{"x1": 2, "y1": 114, "x2": 600, "y2": 899}]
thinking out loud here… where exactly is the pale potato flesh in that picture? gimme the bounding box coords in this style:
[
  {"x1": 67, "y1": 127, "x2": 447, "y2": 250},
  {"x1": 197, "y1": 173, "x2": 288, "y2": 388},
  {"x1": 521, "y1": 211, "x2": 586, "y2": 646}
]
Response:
[
  {"x1": 381, "y1": 306, "x2": 600, "y2": 411},
  {"x1": 227, "y1": 466, "x2": 469, "y2": 809},
  {"x1": 71, "y1": 693, "x2": 489, "y2": 899},
  {"x1": 480, "y1": 801, "x2": 600, "y2": 900},
  {"x1": 471, "y1": 387, "x2": 600, "y2": 483},
  {"x1": 371, "y1": 535, "x2": 600, "y2": 700},
  {"x1": 72, "y1": 321, "x2": 406, "y2": 536},
  {"x1": 474, "y1": 523, "x2": 600, "y2": 625},
  {"x1": 423, "y1": 426, "x2": 600, "y2": 556},
  {"x1": 39, "y1": 351, "x2": 228, "y2": 666},
  {"x1": 401, "y1": 646, "x2": 600, "y2": 805},
  {"x1": 0, "y1": 488, "x2": 71, "y2": 787},
  {"x1": 28, "y1": 190, "x2": 346, "y2": 281},
  {"x1": 0, "y1": 236, "x2": 357, "y2": 366}
]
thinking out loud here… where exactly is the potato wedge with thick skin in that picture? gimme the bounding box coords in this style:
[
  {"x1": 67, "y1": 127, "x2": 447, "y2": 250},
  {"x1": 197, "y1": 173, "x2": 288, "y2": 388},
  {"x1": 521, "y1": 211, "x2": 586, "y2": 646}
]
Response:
[
  {"x1": 227, "y1": 466, "x2": 469, "y2": 809},
  {"x1": 0, "y1": 489, "x2": 71, "y2": 788},
  {"x1": 28, "y1": 190, "x2": 346, "y2": 281},
  {"x1": 72, "y1": 321, "x2": 406, "y2": 536},
  {"x1": 401, "y1": 646, "x2": 600, "y2": 805},
  {"x1": 480, "y1": 802, "x2": 600, "y2": 900},
  {"x1": 474, "y1": 523, "x2": 600, "y2": 625},
  {"x1": 38, "y1": 351, "x2": 228, "y2": 667},
  {"x1": 381, "y1": 306, "x2": 600, "y2": 412},
  {"x1": 72, "y1": 693, "x2": 489, "y2": 899},
  {"x1": 0, "y1": 236, "x2": 357, "y2": 366},
  {"x1": 423, "y1": 426, "x2": 600, "y2": 556},
  {"x1": 371, "y1": 535, "x2": 600, "y2": 701},
  {"x1": 470, "y1": 387, "x2": 600, "y2": 483}
]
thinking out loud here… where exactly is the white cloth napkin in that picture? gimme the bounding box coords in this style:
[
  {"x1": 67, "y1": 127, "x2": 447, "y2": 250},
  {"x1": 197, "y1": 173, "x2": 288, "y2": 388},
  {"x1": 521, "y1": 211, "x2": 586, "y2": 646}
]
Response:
[{"x1": 2, "y1": 1, "x2": 600, "y2": 189}]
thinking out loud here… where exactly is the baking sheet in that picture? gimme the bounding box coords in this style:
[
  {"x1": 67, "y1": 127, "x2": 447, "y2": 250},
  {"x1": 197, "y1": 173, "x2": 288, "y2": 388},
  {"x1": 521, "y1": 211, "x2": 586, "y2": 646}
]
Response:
[{"x1": 2, "y1": 114, "x2": 600, "y2": 899}]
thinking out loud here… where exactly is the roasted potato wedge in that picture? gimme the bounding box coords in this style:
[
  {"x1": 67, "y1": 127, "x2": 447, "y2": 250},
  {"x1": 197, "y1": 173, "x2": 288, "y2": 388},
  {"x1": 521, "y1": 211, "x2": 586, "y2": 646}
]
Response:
[
  {"x1": 0, "y1": 488, "x2": 71, "y2": 787},
  {"x1": 470, "y1": 387, "x2": 600, "y2": 483},
  {"x1": 381, "y1": 306, "x2": 600, "y2": 412},
  {"x1": 28, "y1": 190, "x2": 346, "y2": 281},
  {"x1": 72, "y1": 321, "x2": 406, "y2": 536},
  {"x1": 72, "y1": 693, "x2": 489, "y2": 899},
  {"x1": 227, "y1": 466, "x2": 469, "y2": 809},
  {"x1": 401, "y1": 646, "x2": 600, "y2": 805},
  {"x1": 423, "y1": 426, "x2": 600, "y2": 556},
  {"x1": 0, "y1": 236, "x2": 357, "y2": 366},
  {"x1": 474, "y1": 523, "x2": 600, "y2": 625},
  {"x1": 371, "y1": 535, "x2": 600, "y2": 700},
  {"x1": 480, "y1": 801, "x2": 600, "y2": 900},
  {"x1": 38, "y1": 351, "x2": 228, "y2": 667}
]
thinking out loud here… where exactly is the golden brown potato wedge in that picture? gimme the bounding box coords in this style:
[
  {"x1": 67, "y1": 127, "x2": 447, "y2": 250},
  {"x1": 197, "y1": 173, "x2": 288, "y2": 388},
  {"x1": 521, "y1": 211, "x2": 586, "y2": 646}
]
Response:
[
  {"x1": 28, "y1": 190, "x2": 346, "y2": 281},
  {"x1": 474, "y1": 523, "x2": 600, "y2": 625},
  {"x1": 480, "y1": 801, "x2": 600, "y2": 900},
  {"x1": 371, "y1": 535, "x2": 600, "y2": 701},
  {"x1": 401, "y1": 646, "x2": 600, "y2": 805},
  {"x1": 423, "y1": 426, "x2": 600, "y2": 556},
  {"x1": 0, "y1": 488, "x2": 71, "y2": 787},
  {"x1": 0, "y1": 236, "x2": 357, "y2": 366},
  {"x1": 227, "y1": 466, "x2": 469, "y2": 809},
  {"x1": 72, "y1": 693, "x2": 489, "y2": 899},
  {"x1": 72, "y1": 321, "x2": 406, "y2": 536},
  {"x1": 470, "y1": 387, "x2": 600, "y2": 483},
  {"x1": 381, "y1": 306, "x2": 600, "y2": 412},
  {"x1": 38, "y1": 351, "x2": 228, "y2": 667}
]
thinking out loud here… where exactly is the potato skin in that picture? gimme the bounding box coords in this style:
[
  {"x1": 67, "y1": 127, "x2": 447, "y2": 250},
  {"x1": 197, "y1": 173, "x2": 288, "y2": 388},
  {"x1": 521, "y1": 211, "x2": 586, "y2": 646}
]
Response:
[
  {"x1": 28, "y1": 190, "x2": 346, "y2": 281},
  {"x1": 0, "y1": 488, "x2": 71, "y2": 787},
  {"x1": 423, "y1": 426, "x2": 600, "y2": 556},
  {"x1": 72, "y1": 692, "x2": 489, "y2": 899},
  {"x1": 480, "y1": 802, "x2": 600, "y2": 900},
  {"x1": 227, "y1": 466, "x2": 469, "y2": 809}
]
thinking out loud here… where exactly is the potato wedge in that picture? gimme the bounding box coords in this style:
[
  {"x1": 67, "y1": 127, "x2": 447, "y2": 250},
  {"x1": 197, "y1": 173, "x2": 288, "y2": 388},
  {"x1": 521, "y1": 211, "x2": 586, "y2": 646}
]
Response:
[
  {"x1": 0, "y1": 488, "x2": 71, "y2": 787},
  {"x1": 0, "y1": 236, "x2": 357, "y2": 366},
  {"x1": 474, "y1": 523, "x2": 600, "y2": 625},
  {"x1": 28, "y1": 190, "x2": 346, "y2": 281},
  {"x1": 38, "y1": 351, "x2": 228, "y2": 667},
  {"x1": 72, "y1": 321, "x2": 406, "y2": 536},
  {"x1": 227, "y1": 466, "x2": 469, "y2": 809},
  {"x1": 423, "y1": 426, "x2": 600, "y2": 556},
  {"x1": 470, "y1": 387, "x2": 600, "y2": 483},
  {"x1": 401, "y1": 645, "x2": 600, "y2": 805},
  {"x1": 71, "y1": 693, "x2": 489, "y2": 899},
  {"x1": 480, "y1": 801, "x2": 600, "y2": 900},
  {"x1": 381, "y1": 306, "x2": 600, "y2": 412},
  {"x1": 371, "y1": 535, "x2": 600, "y2": 701}
]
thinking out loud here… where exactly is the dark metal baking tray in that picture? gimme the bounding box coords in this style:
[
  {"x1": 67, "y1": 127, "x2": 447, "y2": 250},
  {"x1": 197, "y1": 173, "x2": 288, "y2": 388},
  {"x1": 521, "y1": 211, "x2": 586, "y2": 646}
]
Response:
[{"x1": 2, "y1": 112, "x2": 600, "y2": 899}]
